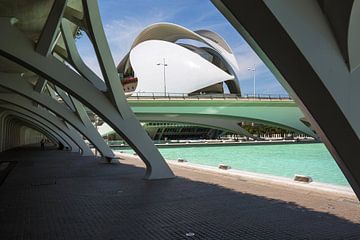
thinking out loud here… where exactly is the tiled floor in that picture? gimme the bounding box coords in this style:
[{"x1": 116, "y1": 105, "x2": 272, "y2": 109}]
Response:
[{"x1": 0, "y1": 147, "x2": 359, "y2": 239}]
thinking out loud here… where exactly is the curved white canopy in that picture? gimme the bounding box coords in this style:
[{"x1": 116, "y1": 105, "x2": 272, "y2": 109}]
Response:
[
  {"x1": 130, "y1": 40, "x2": 234, "y2": 94},
  {"x1": 118, "y1": 22, "x2": 241, "y2": 94}
]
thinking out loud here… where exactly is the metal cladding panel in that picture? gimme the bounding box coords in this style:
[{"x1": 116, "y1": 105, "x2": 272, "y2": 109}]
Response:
[{"x1": 130, "y1": 40, "x2": 234, "y2": 94}]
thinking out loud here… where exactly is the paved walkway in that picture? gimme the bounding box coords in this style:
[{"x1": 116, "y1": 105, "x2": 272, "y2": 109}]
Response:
[{"x1": 0, "y1": 147, "x2": 360, "y2": 239}]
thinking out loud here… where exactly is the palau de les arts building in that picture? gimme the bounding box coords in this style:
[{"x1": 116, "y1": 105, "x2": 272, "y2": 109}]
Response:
[
  {"x1": 99, "y1": 22, "x2": 246, "y2": 141},
  {"x1": 118, "y1": 22, "x2": 241, "y2": 96},
  {"x1": 100, "y1": 23, "x2": 297, "y2": 141}
]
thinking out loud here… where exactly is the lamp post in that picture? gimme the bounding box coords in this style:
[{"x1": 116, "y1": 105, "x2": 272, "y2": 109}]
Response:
[
  {"x1": 247, "y1": 65, "x2": 256, "y2": 98},
  {"x1": 94, "y1": 115, "x2": 100, "y2": 156},
  {"x1": 157, "y1": 58, "x2": 168, "y2": 96}
]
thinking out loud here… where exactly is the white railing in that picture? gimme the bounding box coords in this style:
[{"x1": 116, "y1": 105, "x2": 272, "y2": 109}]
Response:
[{"x1": 127, "y1": 92, "x2": 292, "y2": 101}]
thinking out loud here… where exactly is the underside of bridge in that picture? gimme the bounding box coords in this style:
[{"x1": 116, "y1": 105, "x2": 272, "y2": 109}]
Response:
[
  {"x1": 0, "y1": 0, "x2": 174, "y2": 180},
  {"x1": 212, "y1": 0, "x2": 360, "y2": 200},
  {"x1": 0, "y1": 1, "x2": 360, "y2": 238},
  {"x1": 97, "y1": 99, "x2": 317, "y2": 141}
]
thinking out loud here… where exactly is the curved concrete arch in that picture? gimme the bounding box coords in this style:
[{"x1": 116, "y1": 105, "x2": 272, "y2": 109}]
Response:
[
  {"x1": 212, "y1": 0, "x2": 360, "y2": 199},
  {"x1": 1, "y1": 116, "x2": 22, "y2": 150},
  {"x1": 0, "y1": 111, "x2": 13, "y2": 151},
  {"x1": 0, "y1": 113, "x2": 18, "y2": 151},
  {"x1": 127, "y1": 100, "x2": 316, "y2": 137},
  {"x1": 0, "y1": 2, "x2": 174, "y2": 179},
  {"x1": 6, "y1": 116, "x2": 63, "y2": 149},
  {"x1": 99, "y1": 100, "x2": 316, "y2": 140},
  {"x1": 4, "y1": 116, "x2": 18, "y2": 150},
  {"x1": 348, "y1": 0, "x2": 360, "y2": 71},
  {"x1": 135, "y1": 114, "x2": 255, "y2": 139},
  {"x1": 137, "y1": 113, "x2": 313, "y2": 137},
  {"x1": 0, "y1": 109, "x2": 73, "y2": 150},
  {"x1": 0, "y1": 110, "x2": 66, "y2": 151},
  {"x1": 0, "y1": 77, "x2": 113, "y2": 158},
  {"x1": 0, "y1": 100, "x2": 92, "y2": 155},
  {"x1": 99, "y1": 114, "x2": 256, "y2": 139},
  {"x1": 0, "y1": 111, "x2": 38, "y2": 151},
  {"x1": 18, "y1": 126, "x2": 40, "y2": 146},
  {"x1": 18, "y1": 126, "x2": 37, "y2": 146},
  {"x1": 14, "y1": 121, "x2": 61, "y2": 148}
]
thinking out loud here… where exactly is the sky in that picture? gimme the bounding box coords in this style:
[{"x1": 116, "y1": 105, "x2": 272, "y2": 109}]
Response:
[{"x1": 77, "y1": 0, "x2": 287, "y2": 95}]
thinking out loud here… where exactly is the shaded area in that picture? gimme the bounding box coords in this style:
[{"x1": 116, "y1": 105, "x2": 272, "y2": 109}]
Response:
[
  {"x1": 0, "y1": 161, "x2": 16, "y2": 186},
  {"x1": 0, "y1": 147, "x2": 359, "y2": 239}
]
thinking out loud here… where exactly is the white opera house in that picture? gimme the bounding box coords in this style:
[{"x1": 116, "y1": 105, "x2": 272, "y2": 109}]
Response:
[{"x1": 117, "y1": 23, "x2": 241, "y2": 96}]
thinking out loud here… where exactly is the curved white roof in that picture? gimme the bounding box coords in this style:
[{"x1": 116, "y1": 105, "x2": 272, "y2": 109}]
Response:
[
  {"x1": 130, "y1": 40, "x2": 234, "y2": 94},
  {"x1": 118, "y1": 22, "x2": 241, "y2": 95},
  {"x1": 194, "y1": 29, "x2": 233, "y2": 53}
]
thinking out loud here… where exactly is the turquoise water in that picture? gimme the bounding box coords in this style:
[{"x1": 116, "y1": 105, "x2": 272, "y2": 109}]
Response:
[{"x1": 116, "y1": 143, "x2": 349, "y2": 186}]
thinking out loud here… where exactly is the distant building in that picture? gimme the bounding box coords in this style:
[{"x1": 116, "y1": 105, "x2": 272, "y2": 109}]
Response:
[{"x1": 118, "y1": 22, "x2": 241, "y2": 96}]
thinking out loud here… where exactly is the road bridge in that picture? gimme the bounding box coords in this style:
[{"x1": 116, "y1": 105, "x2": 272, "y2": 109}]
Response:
[{"x1": 99, "y1": 97, "x2": 316, "y2": 139}]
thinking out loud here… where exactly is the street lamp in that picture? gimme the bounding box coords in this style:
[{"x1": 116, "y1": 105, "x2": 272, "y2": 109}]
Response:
[
  {"x1": 157, "y1": 58, "x2": 168, "y2": 96},
  {"x1": 247, "y1": 65, "x2": 256, "y2": 98}
]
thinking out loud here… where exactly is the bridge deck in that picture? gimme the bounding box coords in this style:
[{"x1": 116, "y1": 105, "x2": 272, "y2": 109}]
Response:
[{"x1": 0, "y1": 147, "x2": 359, "y2": 239}]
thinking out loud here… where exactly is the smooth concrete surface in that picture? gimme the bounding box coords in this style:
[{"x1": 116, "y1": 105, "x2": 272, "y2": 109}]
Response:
[
  {"x1": 0, "y1": 0, "x2": 174, "y2": 180},
  {"x1": 212, "y1": 0, "x2": 360, "y2": 202},
  {"x1": 0, "y1": 146, "x2": 360, "y2": 239}
]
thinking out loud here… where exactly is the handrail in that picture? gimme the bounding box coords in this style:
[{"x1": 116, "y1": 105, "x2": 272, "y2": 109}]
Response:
[{"x1": 127, "y1": 92, "x2": 292, "y2": 101}]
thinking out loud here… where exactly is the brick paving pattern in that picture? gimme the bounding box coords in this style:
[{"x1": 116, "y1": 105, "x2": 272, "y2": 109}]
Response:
[{"x1": 0, "y1": 147, "x2": 360, "y2": 239}]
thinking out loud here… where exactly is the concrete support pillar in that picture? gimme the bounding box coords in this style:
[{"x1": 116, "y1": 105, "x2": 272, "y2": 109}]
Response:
[
  {"x1": 213, "y1": 0, "x2": 360, "y2": 199},
  {"x1": 0, "y1": 2, "x2": 174, "y2": 179}
]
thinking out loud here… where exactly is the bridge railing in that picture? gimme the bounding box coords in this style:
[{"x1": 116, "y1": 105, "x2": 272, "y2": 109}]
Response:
[{"x1": 127, "y1": 92, "x2": 292, "y2": 101}]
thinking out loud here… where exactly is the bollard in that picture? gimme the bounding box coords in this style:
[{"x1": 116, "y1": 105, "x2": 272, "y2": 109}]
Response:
[
  {"x1": 218, "y1": 164, "x2": 231, "y2": 170},
  {"x1": 294, "y1": 175, "x2": 313, "y2": 183},
  {"x1": 177, "y1": 158, "x2": 188, "y2": 163}
]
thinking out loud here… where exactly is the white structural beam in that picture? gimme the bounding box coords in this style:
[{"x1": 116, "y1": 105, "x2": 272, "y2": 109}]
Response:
[
  {"x1": 36, "y1": 0, "x2": 68, "y2": 56},
  {"x1": 348, "y1": 0, "x2": 360, "y2": 72},
  {"x1": 51, "y1": 85, "x2": 76, "y2": 112},
  {"x1": 60, "y1": 19, "x2": 107, "y2": 91},
  {"x1": 34, "y1": 77, "x2": 47, "y2": 93},
  {"x1": 212, "y1": 0, "x2": 360, "y2": 199},
  {"x1": 81, "y1": 0, "x2": 131, "y2": 115},
  {"x1": 0, "y1": 74, "x2": 112, "y2": 158},
  {"x1": 0, "y1": 13, "x2": 174, "y2": 179}
]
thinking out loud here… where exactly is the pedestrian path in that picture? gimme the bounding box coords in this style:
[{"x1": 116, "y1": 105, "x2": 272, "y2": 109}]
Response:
[{"x1": 0, "y1": 146, "x2": 359, "y2": 239}]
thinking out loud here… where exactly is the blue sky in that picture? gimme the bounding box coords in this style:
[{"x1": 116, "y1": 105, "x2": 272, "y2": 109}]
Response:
[{"x1": 77, "y1": 0, "x2": 287, "y2": 95}]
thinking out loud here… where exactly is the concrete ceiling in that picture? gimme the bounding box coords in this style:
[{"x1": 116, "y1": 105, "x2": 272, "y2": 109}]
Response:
[{"x1": 0, "y1": 0, "x2": 81, "y2": 74}]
